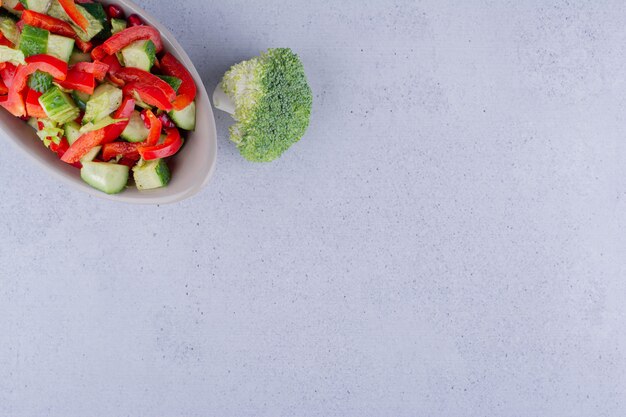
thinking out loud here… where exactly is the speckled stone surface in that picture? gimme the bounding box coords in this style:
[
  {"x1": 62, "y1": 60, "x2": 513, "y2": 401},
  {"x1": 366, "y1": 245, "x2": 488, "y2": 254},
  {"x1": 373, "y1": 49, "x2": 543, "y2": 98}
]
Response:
[{"x1": 1, "y1": 0, "x2": 626, "y2": 416}]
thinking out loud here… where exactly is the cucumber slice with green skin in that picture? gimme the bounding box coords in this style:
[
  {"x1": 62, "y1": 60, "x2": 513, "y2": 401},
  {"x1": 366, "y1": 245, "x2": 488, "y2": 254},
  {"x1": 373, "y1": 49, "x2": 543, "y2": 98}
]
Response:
[
  {"x1": 47, "y1": 34, "x2": 74, "y2": 62},
  {"x1": 157, "y1": 75, "x2": 182, "y2": 93},
  {"x1": 64, "y1": 121, "x2": 81, "y2": 144},
  {"x1": 121, "y1": 110, "x2": 149, "y2": 143},
  {"x1": 79, "y1": 145, "x2": 101, "y2": 163},
  {"x1": 68, "y1": 50, "x2": 91, "y2": 65},
  {"x1": 47, "y1": 0, "x2": 103, "y2": 42},
  {"x1": 20, "y1": 0, "x2": 50, "y2": 13},
  {"x1": 71, "y1": 90, "x2": 90, "y2": 111},
  {"x1": 81, "y1": 161, "x2": 129, "y2": 194},
  {"x1": 39, "y1": 86, "x2": 79, "y2": 124},
  {"x1": 133, "y1": 159, "x2": 171, "y2": 190},
  {"x1": 110, "y1": 18, "x2": 126, "y2": 35},
  {"x1": 0, "y1": 16, "x2": 20, "y2": 45},
  {"x1": 169, "y1": 101, "x2": 196, "y2": 131},
  {"x1": 28, "y1": 70, "x2": 53, "y2": 93},
  {"x1": 80, "y1": 2, "x2": 110, "y2": 41},
  {"x1": 19, "y1": 24, "x2": 48, "y2": 57},
  {"x1": 84, "y1": 83, "x2": 122, "y2": 124},
  {"x1": 121, "y1": 39, "x2": 156, "y2": 71}
]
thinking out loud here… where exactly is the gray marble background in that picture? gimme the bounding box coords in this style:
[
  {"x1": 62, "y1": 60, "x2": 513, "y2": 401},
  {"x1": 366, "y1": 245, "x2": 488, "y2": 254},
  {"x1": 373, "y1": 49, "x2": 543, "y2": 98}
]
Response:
[{"x1": 1, "y1": 0, "x2": 625, "y2": 416}]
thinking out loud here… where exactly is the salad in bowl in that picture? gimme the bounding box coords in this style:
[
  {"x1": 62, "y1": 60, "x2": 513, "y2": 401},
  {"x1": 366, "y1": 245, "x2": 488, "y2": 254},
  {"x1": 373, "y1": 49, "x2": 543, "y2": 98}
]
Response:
[{"x1": 0, "y1": 0, "x2": 199, "y2": 195}]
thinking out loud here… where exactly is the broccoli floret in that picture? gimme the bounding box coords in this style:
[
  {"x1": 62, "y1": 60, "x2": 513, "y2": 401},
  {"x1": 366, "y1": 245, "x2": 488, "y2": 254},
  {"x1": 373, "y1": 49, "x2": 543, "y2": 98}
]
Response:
[{"x1": 213, "y1": 48, "x2": 312, "y2": 162}]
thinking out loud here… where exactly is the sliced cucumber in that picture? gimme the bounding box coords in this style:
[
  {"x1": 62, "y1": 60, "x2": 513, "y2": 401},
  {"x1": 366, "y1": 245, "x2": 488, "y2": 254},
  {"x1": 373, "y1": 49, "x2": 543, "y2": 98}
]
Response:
[
  {"x1": 20, "y1": 0, "x2": 50, "y2": 13},
  {"x1": 19, "y1": 24, "x2": 48, "y2": 57},
  {"x1": 0, "y1": 15, "x2": 20, "y2": 45},
  {"x1": 28, "y1": 70, "x2": 53, "y2": 93},
  {"x1": 83, "y1": 83, "x2": 122, "y2": 124},
  {"x1": 64, "y1": 120, "x2": 82, "y2": 145},
  {"x1": 133, "y1": 159, "x2": 171, "y2": 190},
  {"x1": 81, "y1": 161, "x2": 129, "y2": 194},
  {"x1": 47, "y1": 34, "x2": 74, "y2": 62},
  {"x1": 71, "y1": 90, "x2": 90, "y2": 111},
  {"x1": 157, "y1": 75, "x2": 182, "y2": 93},
  {"x1": 121, "y1": 110, "x2": 149, "y2": 143},
  {"x1": 79, "y1": 145, "x2": 101, "y2": 163},
  {"x1": 169, "y1": 101, "x2": 196, "y2": 131},
  {"x1": 39, "y1": 86, "x2": 79, "y2": 124},
  {"x1": 121, "y1": 40, "x2": 156, "y2": 71},
  {"x1": 69, "y1": 50, "x2": 91, "y2": 65},
  {"x1": 110, "y1": 18, "x2": 126, "y2": 35},
  {"x1": 80, "y1": 2, "x2": 110, "y2": 40}
]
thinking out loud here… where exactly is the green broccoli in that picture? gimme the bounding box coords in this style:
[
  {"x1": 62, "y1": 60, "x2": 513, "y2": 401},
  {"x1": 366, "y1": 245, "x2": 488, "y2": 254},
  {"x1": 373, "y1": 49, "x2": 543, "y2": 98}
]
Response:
[{"x1": 213, "y1": 48, "x2": 313, "y2": 162}]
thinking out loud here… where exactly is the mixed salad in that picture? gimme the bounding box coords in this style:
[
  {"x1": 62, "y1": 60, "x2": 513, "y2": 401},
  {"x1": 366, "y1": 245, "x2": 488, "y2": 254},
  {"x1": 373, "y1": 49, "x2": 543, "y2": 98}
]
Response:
[{"x1": 0, "y1": 0, "x2": 196, "y2": 194}]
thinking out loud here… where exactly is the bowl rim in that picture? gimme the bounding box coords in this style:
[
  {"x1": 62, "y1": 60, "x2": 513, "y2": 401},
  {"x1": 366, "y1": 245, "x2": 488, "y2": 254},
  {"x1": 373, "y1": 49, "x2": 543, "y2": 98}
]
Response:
[{"x1": 0, "y1": 0, "x2": 217, "y2": 205}]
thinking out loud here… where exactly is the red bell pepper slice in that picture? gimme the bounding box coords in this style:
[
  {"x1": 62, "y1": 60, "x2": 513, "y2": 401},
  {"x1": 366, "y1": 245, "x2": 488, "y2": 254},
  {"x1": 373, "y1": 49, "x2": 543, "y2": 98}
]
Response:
[
  {"x1": 24, "y1": 55, "x2": 68, "y2": 79},
  {"x1": 58, "y1": 68, "x2": 95, "y2": 94},
  {"x1": 25, "y1": 89, "x2": 47, "y2": 118},
  {"x1": 14, "y1": 3, "x2": 25, "y2": 12},
  {"x1": 100, "y1": 53, "x2": 124, "y2": 86},
  {"x1": 113, "y1": 67, "x2": 176, "y2": 101},
  {"x1": 49, "y1": 137, "x2": 70, "y2": 159},
  {"x1": 0, "y1": 32, "x2": 13, "y2": 48},
  {"x1": 102, "y1": 142, "x2": 139, "y2": 161},
  {"x1": 123, "y1": 82, "x2": 173, "y2": 111},
  {"x1": 58, "y1": 0, "x2": 89, "y2": 31},
  {"x1": 71, "y1": 61, "x2": 109, "y2": 81},
  {"x1": 0, "y1": 55, "x2": 68, "y2": 117},
  {"x1": 113, "y1": 97, "x2": 136, "y2": 120},
  {"x1": 138, "y1": 127, "x2": 182, "y2": 161},
  {"x1": 160, "y1": 53, "x2": 196, "y2": 111},
  {"x1": 61, "y1": 129, "x2": 104, "y2": 163},
  {"x1": 142, "y1": 109, "x2": 161, "y2": 146},
  {"x1": 91, "y1": 25, "x2": 163, "y2": 60}
]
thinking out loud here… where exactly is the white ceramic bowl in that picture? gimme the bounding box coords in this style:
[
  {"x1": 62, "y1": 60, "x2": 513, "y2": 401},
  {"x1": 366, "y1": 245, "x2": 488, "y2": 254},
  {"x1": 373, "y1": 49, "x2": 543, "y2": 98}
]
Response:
[{"x1": 0, "y1": 0, "x2": 217, "y2": 204}]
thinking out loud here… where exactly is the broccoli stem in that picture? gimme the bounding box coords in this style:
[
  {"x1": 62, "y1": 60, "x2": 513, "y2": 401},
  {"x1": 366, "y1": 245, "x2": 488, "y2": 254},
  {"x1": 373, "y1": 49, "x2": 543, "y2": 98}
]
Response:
[{"x1": 212, "y1": 83, "x2": 235, "y2": 115}]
